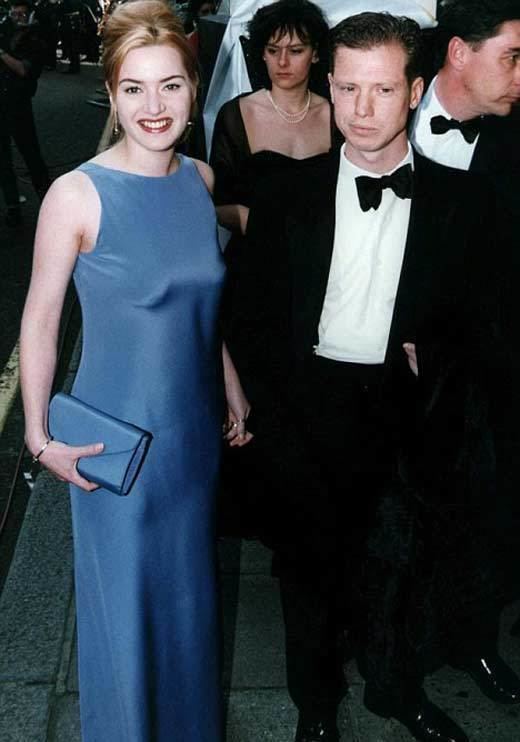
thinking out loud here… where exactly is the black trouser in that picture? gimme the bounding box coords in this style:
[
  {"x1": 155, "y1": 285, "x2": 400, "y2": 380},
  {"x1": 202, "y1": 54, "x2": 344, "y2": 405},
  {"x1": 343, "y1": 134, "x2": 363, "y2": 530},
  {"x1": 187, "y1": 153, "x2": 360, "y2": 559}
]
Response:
[
  {"x1": 0, "y1": 99, "x2": 50, "y2": 208},
  {"x1": 61, "y1": 13, "x2": 81, "y2": 71},
  {"x1": 279, "y1": 355, "x2": 425, "y2": 716}
]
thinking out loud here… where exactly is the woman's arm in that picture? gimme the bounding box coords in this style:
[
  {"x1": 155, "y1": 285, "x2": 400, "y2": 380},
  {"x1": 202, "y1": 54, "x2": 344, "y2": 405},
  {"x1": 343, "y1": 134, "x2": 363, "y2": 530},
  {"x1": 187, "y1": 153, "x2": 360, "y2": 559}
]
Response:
[
  {"x1": 215, "y1": 203, "x2": 249, "y2": 234},
  {"x1": 210, "y1": 99, "x2": 250, "y2": 235},
  {"x1": 192, "y1": 157, "x2": 252, "y2": 444},
  {"x1": 222, "y1": 343, "x2": 253, "y2": 447},
  {"x1": 20, "y1": 172, "x2": 103, "y2": 490}
]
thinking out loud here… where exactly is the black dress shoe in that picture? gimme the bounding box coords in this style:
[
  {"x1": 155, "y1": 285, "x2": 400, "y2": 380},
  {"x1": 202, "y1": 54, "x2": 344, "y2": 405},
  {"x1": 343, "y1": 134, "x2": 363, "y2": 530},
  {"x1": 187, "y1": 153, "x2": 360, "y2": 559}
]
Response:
[
  {"x1": 393, "y1": 697, "x2": 468, "y2": 742},
  {"x1": 459, "y1": 652, "x2": 520, "y2": 704},
  {"x1": 365, "y1": 692, "x2": 468, "y2": 742},
  {"x1": 294, "y1": 712, "x2": 339, "y2": 742}
]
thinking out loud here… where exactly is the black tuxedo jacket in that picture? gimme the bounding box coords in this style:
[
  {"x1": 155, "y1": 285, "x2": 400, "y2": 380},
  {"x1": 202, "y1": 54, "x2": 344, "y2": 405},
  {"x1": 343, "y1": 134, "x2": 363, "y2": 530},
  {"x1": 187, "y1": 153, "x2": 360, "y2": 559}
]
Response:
[
  {"x1": 285, "y1": 150, "x2": 496, "y2": 377},
  {"x1": 229, "y1": 149, "x2": 497, "y2": 394},
  {"x1": 469, "y1": 112, "x2": 520, "y2": 362},
  {"x1": 470, "y1": 109, "x2": 520, "y2": 175},
  {"x1": 224, "y1": 146, "x2": 500, "y2": 566}
]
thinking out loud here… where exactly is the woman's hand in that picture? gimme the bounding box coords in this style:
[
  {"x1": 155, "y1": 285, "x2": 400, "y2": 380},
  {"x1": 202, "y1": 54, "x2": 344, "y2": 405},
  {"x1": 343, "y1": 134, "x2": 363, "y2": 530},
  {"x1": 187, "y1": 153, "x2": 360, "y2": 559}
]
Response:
[
  {"x1": 36, "y1": 439, "x2": 104, "y2": 492},
  {"x1": 222, "y1": 343, "x2": 253, "y2": 447},
  {"x1": 223, "y1": 405, "x2": 253, "y2": 447}
]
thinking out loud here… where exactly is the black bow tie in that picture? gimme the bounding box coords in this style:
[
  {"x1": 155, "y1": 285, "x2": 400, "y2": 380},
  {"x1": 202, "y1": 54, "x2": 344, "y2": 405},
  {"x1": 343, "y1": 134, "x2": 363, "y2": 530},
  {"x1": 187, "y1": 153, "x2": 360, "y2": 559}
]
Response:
[
  {"x1": 355, "y1": 164, "x2": 413, "y2": 212},
  {"x1": 430, "y1": 114, "x2": 481, "y2": 144}
]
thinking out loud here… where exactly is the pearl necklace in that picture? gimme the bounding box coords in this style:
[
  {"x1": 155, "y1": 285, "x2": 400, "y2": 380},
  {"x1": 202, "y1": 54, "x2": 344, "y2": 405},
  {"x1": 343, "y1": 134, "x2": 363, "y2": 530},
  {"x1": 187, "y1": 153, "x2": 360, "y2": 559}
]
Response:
[{"x1": 266, "y1": 89, "x2": 311, "y2": 124}]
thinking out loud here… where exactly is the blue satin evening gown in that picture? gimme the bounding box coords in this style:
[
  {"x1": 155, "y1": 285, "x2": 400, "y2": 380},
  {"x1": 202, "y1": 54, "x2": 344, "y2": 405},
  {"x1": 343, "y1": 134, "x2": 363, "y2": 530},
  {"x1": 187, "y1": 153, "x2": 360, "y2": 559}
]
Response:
[{"x1": 69, "y1": 156, "x2": 225, "y2": 741}]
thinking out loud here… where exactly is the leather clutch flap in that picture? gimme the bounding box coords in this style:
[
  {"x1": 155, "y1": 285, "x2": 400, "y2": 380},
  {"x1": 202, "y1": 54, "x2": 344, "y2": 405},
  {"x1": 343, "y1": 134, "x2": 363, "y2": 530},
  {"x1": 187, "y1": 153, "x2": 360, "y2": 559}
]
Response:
[{"x1": 48, "y1": 392, "x2": 152, "y2": 496}]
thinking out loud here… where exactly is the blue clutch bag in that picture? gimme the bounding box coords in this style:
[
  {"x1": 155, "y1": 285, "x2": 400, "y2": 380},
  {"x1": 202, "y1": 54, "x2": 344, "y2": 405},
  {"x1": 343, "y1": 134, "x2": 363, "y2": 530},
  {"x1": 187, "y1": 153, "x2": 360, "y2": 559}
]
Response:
[{"x1": 48, "y1": 392, "x2": 152, "y2": 496}]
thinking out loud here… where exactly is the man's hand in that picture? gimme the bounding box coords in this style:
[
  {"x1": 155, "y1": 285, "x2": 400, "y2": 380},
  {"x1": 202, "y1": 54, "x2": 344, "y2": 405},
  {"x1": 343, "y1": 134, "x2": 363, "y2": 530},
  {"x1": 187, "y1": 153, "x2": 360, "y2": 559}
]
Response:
[{"x1": 403, "y1": 342, "x2": 418, "y2": 376}]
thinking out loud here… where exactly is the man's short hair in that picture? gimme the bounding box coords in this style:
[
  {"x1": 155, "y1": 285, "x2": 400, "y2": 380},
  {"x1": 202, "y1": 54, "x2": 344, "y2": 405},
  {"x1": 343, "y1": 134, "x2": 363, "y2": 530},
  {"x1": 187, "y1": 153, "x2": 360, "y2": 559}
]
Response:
[
  {"x1": 329, "y1": 12, "x2": 423, "y2": 85},
  {"x1": 439, "y1": 0, "x2": 520, "y2": 48}
]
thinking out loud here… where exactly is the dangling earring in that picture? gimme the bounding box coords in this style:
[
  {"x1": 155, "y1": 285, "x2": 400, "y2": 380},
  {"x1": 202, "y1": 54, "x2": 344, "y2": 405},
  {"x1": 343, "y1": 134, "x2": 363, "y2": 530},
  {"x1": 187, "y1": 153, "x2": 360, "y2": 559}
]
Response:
[
  {"x1": 179, "y1": 120, "x2": 194, "y2": 144},
  {"x1": 113, "y1": 109, "x2": 120, "y2": 136}
]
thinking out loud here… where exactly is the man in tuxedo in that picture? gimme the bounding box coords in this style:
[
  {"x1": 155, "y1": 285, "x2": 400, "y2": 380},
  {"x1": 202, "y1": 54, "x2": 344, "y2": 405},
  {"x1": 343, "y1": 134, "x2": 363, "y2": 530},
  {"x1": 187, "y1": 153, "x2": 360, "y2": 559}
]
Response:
[
  {"x1": 410, "y1": 0, "x2": 520, "y2": 690},
  {"x1": 410, "y1": 0, "x2": 520, "y2": 172},
  {"x1": 230, "y1": 13, "x2": 502, "y2": 742}
]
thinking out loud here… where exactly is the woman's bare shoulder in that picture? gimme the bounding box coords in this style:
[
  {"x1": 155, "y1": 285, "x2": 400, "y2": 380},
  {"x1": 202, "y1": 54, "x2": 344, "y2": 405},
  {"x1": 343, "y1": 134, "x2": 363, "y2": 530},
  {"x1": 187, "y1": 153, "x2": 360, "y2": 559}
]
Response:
[
  {"x1": 45, "y1": 169, "x2": 93, "y2": 202},
  {"x1": 42, "y1": 170, "x2": 94, "y2": 211},
  {"x1": 38, "y1": 169, "x2": 100, "y2": 237},
  {"x1": 310, "y1": 93, "x2": 331, "y2": 110},
  {"x1": 239, "y1": 89, "x2": 268, "y2": 113}
]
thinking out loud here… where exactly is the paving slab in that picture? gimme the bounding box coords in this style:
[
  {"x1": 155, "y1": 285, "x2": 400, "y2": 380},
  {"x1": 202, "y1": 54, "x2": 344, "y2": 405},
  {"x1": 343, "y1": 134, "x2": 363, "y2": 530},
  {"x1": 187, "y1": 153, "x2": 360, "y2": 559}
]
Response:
[
  {"x1": 342, "y1": 620, "x2": 520, "y2": 742},
  {"x1": 236, "y1": 538, "x2": 273, "y2": 576},
  {"x1": 426, "y1": 666, "x2": 520, "y2": 742},
  {"x1": 3, "y1": 470, "x2": 520, "y2": 742},
  {"x1": 228, "y1": 573, "x2": 286, "y2": 689},
  {"x1": 47, "y1": 693, "x2": 80, "y2": 742},
  {"x1": 225, "y1": 689, "x2": 297, "y2": 742},
  {"x1": 0, "y1": 682, "x2": 53, "y2": 742},
  {"x1": 0, "y1": 474, "x2": 72, "y2": 683}
]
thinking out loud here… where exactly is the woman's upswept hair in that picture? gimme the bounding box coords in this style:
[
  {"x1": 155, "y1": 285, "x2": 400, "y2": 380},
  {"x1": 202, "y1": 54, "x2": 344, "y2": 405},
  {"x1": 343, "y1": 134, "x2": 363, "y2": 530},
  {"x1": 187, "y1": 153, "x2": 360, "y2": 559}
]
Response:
[{"x1": 102, "y1": 0, "x2": 199, "y2": 136}]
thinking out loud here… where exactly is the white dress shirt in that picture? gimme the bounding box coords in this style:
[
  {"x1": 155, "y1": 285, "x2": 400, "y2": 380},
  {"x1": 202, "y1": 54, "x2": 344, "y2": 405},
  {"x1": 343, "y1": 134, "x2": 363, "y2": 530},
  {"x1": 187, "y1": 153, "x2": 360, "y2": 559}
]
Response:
[
  {"x1": 409, "y1": 76, "x2": 477, "y2": 171},
  {"x1": 315, "y1": 145, "x2": 413, "y2": 364}
]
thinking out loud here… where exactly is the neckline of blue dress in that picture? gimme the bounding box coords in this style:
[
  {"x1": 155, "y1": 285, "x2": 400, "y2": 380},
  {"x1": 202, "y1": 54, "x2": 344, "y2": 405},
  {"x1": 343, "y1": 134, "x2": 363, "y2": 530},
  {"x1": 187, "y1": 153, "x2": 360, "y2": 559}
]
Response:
[{"x1": 83, "y1": 154, "x2": 185, "y2": 180}]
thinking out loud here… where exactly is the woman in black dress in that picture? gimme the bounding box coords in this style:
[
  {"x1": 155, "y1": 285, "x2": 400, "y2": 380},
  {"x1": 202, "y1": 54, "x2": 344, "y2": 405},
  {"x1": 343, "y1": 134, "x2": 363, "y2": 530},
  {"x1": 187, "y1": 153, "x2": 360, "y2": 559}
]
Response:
[{"x1": 210, "y1": 0, "x2": 340, "y2": 544}]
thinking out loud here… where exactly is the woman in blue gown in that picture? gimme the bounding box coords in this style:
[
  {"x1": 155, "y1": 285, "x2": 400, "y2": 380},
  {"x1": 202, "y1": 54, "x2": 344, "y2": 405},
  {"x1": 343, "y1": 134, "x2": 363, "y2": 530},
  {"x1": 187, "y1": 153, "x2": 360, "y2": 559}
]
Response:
[{"x1": 19, "y1": 2, "x2": 251, "y2": 740}]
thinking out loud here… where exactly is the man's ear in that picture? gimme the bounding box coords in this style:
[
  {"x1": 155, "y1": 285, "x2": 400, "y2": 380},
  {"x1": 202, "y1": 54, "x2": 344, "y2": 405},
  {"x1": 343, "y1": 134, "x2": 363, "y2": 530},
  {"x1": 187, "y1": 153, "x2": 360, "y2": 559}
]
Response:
[
  {"x1": 328, "y1": 72, "x2": 335, "y2": 104},
  {"x1": 409, "y1": 76, "x2": 424, "y2": 110},
  {"x1": 447, "y1": 36, "x2": 469, "y2": 71}
]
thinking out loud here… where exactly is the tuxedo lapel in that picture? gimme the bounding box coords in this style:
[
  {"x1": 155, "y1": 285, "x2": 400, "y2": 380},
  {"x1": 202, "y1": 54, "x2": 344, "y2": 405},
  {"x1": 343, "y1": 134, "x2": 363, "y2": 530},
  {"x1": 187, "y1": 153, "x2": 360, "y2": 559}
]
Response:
[
  {"x1": 288, "y1": 151, "x2": 457, "y2": 365},
  {"x1": 386, "y1": 153, "x2": 442, "y2": 359},
  {"x1": 470, "y1": 118, "x2": 499, "y2": 172},
  {"x1": 469, "y1": 114, "x2": 520, "y2": 174},
  {"x1": 289, "y1": 153, "x2": 339, "y2": 360}
]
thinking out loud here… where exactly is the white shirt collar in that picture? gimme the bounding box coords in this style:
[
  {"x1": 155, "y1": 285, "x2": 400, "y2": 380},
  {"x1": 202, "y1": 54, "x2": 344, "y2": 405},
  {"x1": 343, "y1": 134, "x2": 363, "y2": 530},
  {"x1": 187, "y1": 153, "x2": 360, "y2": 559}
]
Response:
[
  {"x1": 338, "y1": 142, "x2": 414, "y2": 181},
  {"x1": 409, "y1": 77, "x2": 479, "y2": 170}
]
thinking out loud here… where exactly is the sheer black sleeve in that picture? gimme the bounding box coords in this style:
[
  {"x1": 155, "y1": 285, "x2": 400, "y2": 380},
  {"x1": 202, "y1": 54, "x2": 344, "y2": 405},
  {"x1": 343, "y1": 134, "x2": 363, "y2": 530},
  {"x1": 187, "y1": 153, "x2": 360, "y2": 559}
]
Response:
[{"x1": 210, "y1": 96, "x2": 253, "y2": 207}]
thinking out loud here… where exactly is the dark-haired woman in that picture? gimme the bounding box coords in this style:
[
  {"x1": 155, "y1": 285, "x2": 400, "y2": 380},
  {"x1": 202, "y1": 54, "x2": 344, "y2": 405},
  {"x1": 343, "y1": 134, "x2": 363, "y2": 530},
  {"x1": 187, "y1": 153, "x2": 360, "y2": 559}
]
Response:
[
  {"x1": 211, "y1": 0, "x2": 335, "y2": 240},
  {"x1": 210, "y1": 2, "x2": 344, "y2": 727},
  {"x1": 210, "y1": 0, "x2": 340, "y2": 538}
]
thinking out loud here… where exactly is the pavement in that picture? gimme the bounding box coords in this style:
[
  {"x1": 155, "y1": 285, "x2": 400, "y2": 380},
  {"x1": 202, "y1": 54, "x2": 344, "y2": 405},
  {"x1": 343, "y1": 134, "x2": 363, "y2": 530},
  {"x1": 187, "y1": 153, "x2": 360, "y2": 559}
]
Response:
[
  {"x1": 2, "y1": 389, "x2": 520, "y2": 742},
  {"x1": 1, "y1": 61, "x2": 520, "y2": 742},
  {"x1": 0, "y1": 61, "x2": 108, "y2": 596}
]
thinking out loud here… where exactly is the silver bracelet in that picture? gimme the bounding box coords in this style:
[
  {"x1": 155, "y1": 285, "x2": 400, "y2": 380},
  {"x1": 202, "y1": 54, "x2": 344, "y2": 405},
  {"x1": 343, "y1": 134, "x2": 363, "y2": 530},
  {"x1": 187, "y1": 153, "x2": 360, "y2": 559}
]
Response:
[{"x1": 31, "y1": 436, "x2": 53, "y2": 463}]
